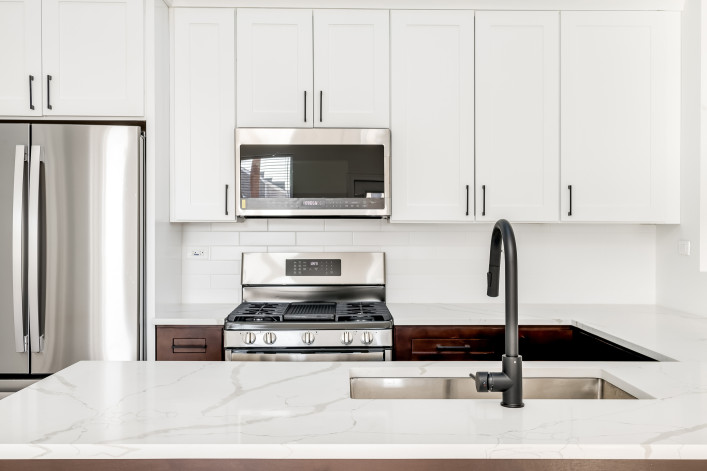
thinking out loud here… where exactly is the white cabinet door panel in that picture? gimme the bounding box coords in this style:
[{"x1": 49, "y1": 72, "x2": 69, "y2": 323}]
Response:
[
  {"x1": 561, "y1": 11, "x2": 680, "y2": 222},
  {"x1": 0, "y1": 0, "x2": 41, "y2": 116},
  {"x1": 475, "y1": 11, "x2": 559, "y2": 222},
  {"x1": 237, "y1": 9, "x2": 312, "y2": 127},
  {"x1": 314, "y1": 9, "x2": 389, "y2": 128},
  {"x1": 172, "y1": 8, "x2": 235, "y2": 221},
  {"x1": 391, "y1": 11, "x2": 475, "y2": 222},
  {"x1": 41, "y1": 0, "x2": 143, "y2": 116}
]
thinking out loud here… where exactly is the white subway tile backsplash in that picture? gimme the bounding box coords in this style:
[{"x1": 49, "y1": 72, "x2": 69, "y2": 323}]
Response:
[
  {"x1": 182, "y1": 223, "x2": 212, "y2": 232},
  {"x1": 182, "y1": 231, "x2": 239, "y2": 246},
  {"x1": 268, "y1": 246, "x2": 325, "y2": 253},
  {"x1": 183, "y1": 274, "x2": 211, "y2": 290},
  {"x1": 210, "y1": 246, "x2": 267, "y2": 260},
  {"x1": 180, "y1": 219, "x2": 657, "y2": 305},
  {"x1": 324, "y1": 246, "x2": 382, "y2": 252},
  {"x1": 182, "y1": 288, "x2": 240, "y2": 304},
  {"x1": 324, "y1": 219, "x2": 383, "y2": 231},
  {"x1": 240, "y1": 232, "x2": 295, "y2": 246},
  {"x1": 269, "y1": 219, "x2": 325, "y2": 231},
  {"x1": 212, "y1": 219, "x2": 268, "y2": 231},
  {"x1": 409, "y1": 231, "x2": 479, "y2": 246},
  {"x1": 297, "y1": 232, "x2": 352, "y2": 246},
  {"x1": 210, "y1": 274, "x2": 240, "y2": 290},
  {"x1": 183, "y1": 260, "x2": 240, "y2": 275},
  {"x1": 354, "y1": 232, "x2": 410, "y2": 246}
]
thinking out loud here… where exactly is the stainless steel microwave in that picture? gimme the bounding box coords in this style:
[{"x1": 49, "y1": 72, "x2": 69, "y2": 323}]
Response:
[{"x1": 235, "y1": 128, "x2": 390, "y2": 217}]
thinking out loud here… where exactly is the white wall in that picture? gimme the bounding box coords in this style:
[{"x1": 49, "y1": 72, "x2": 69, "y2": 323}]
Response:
[
  {"x1": 656, "y1": 0, "x2": 707, "y2": 316},
  {"x1": 181, "y1": 220, "x2": 656, "y2": 305}
]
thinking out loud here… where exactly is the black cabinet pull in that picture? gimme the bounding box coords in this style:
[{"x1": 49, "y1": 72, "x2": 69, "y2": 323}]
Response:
[
  {"x1": 29, "y1": 75, "x2": 35, "y2": 110},
  {"x1": 225, "y1": 184, "x2": 229, "y2": 216},
  {"x1": 46, "y1": 75, "x2": 52, "y2": 110},
  {"x1": 319, "y1": 90, "x2": 323, "y2": 122},
  {"x1": 303, "y1": 91, "x2": 307, "y2": 122},
  {"x1": 482, "y1": 185, "x2": 486, "y2": 216},
  {"x1": 465, "y1": 185, "x2": 469, "y2": 216},
  {"x1": 436, "y1": 344, "x2": 472, "y2": 352},
  {"x1": 568, "y1": 185, "x2": 573, "y2": 216}
]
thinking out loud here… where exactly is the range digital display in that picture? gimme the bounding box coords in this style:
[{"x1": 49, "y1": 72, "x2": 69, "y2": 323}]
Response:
[{"x1": 286, "y1": 259, "x2": 342, "y2": 276}]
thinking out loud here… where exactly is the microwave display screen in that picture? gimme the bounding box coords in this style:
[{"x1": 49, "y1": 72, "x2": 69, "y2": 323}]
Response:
[{"x1": 239, "y1": 144, "x2": 384, "y2": 199}]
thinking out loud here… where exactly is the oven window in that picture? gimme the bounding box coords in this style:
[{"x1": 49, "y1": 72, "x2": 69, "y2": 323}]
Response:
[{"x1": 240, "y1": 145, "x2": 384, "y2": 199}]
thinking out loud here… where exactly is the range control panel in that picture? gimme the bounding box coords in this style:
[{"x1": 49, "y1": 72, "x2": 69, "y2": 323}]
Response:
[{"x1": 286, "y1": 259, "x2": 342, "y2": 277}]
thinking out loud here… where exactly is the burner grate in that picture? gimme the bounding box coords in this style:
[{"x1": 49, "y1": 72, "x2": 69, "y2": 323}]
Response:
[{"x1": 336, "y1": 302, "x2": 389, "y2": 322}]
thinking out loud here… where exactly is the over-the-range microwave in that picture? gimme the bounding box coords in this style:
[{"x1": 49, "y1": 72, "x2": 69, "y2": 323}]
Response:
[{"x1": 235, "y1": 128, "x2": 390, "y2": 217}]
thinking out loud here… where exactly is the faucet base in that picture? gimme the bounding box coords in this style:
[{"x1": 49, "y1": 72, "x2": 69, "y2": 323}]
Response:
[{"x1": 501, "y1": 354, "x2": 524, "y2": 408}]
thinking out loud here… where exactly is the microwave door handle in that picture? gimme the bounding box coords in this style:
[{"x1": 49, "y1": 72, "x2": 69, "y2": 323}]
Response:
[
  {"x1": 28, "y1": 145, "x2": 42, "y2": 353},
  {"x1": 12, "y1": 145, "x2": 27, "y2": 352}
]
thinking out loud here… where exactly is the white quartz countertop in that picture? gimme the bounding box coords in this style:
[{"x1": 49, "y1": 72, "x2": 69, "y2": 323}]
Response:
[
  {"x1": 5, "y1": 303, "x2": 707, "y2": 460},
  {"x1": 2, "y1": 359, "x2": 707, "y2": 460}
]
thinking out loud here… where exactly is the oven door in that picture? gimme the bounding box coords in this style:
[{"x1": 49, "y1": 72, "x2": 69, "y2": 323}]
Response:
[
  {"x1": 226, "y1": 348, "x2": 392, "y2": 362},
  {"x1": 236, "y1": 128, "x2": 390, "y2": 217}
]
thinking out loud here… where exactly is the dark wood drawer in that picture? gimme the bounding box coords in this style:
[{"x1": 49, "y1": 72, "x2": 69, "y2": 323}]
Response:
[
  {"x1": 156, "y1": 325, "x2": 224, "y2": 361},
  {"x1": 394, "y1": 325, "x2": 655, "y2": 362}
]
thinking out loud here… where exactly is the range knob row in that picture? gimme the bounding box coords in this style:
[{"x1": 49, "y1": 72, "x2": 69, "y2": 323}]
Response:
[{"x1": 242, "y1": 331, "x2": 375, "y2": 346}]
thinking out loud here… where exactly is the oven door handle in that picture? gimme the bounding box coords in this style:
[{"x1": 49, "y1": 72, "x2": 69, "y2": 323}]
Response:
[{"x1": 225, "y1": 350, "x2": 388, "y2": 362}]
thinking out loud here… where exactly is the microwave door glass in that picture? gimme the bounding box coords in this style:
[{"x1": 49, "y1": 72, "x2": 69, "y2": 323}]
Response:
[{"x1": 239, "y1": 144, "x2": 384, "y2": 199}]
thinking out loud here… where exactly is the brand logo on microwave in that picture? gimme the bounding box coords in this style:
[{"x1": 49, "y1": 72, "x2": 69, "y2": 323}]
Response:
[{"x1": 303, "y1": 201, "x2": 322, "y2": 206}]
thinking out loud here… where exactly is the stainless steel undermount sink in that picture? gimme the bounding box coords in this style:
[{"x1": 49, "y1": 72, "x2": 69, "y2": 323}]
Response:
[{"x1": 350, "y1": 376, "x2": 642, "y2": 400}]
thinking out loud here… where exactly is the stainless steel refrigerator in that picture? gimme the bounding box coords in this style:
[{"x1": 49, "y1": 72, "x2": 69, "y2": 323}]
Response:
[{"x1": 0, "y1": 123, "x2": 144, "y2": 396}]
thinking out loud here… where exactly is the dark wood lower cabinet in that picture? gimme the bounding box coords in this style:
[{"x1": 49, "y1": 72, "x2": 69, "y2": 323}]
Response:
[
  {"x1": 155, "y1": 325, "x2": 224, "y2": 361},
  {"x1": 394, "y1": 325, "x2": 655, "y2": 362},
  {"x1": 1, "y1": 459, "x2": 704, "y2": 471}
]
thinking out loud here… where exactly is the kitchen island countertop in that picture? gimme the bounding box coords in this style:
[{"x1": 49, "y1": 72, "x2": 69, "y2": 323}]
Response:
[{"x1": 4, "y1": 303, "x2": 707, "y2": 461}]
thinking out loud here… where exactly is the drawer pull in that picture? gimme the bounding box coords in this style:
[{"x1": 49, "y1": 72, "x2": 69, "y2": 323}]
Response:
[
  {"x1": 173, "y1": 338, "x2": 206, "y2": 353},
  {"x1": 436, "y1": 344, "x2": 472, "y2": 352}
]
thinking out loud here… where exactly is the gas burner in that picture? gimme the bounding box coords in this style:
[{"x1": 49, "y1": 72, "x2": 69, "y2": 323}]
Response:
[{"x1": 226, "y1": 303, "x2": 287, "y2": 323}]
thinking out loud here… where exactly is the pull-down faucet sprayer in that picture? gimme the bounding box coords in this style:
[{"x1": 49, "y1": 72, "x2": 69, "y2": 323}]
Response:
[{"x1": 471, "y1": 219, "x2": 524, "y2": 408}]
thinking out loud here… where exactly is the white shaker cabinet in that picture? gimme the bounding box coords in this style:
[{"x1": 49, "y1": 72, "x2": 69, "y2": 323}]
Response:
[
  {"x1": 0, "y1": 0, "x2": 42, "y2": 116},
  {"x1": 390, "y1": 10, "x2": 475, "y2": 222},
  {"x1": 237, "y1": 9, "x2": 313, "y2": 128},
  {"x1": 313, "y1": 9, "x2": 389, "y2": 128},
  {"x1": 171, "y1": 8, "x2": 236, "y2": 222},
  {"x1": 41, "y1": 0, "x2": 144, "y2": 116},
  {"x1": 475, "y1": 11, "x2": 560, "y2": 222},
  {"x1": 561, "y1": 11, "x2": 680, "y2": 223},
  {"x1": 237, "y1": 8, "x2": 389, "y2": 128}
]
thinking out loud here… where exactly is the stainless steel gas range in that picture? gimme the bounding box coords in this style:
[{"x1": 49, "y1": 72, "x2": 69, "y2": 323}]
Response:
[{"x1": 224, "y1": 252, "x2": 393, "y2": 361}]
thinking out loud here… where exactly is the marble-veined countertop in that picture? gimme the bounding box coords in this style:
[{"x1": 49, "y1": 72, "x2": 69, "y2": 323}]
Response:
[
  {"x1": 3, "y1": 303, "x2": 707, "y2": 459},
  {"x1": 1, "y1": 359, "x2": 707, "y2": 460}
]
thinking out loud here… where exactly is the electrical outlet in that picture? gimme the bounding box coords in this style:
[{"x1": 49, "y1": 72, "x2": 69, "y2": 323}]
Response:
[
  {"x1": 187, "y1": 248, "x2": 209, "y2": 259},
  {"x1": 678, "y1": 240, "x2": 691, "y2": 256}
]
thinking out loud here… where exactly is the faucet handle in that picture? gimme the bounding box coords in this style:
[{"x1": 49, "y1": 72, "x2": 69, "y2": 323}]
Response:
[{"x1": 471, "y1": 371, "x2": 512, "y2": 393}]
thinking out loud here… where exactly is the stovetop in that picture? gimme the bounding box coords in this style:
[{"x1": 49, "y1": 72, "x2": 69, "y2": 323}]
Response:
[{"x1": 225, "y1": 302, "x2": 393, "y2": 325}]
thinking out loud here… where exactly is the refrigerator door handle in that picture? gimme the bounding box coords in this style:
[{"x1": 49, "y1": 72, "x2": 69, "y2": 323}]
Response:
[
  {"x1": 28, "y1": 145, "x2": 43, "y2": 353},
  {"x1": 12, "y1": 145, "x2": 27, "y2": 353}
]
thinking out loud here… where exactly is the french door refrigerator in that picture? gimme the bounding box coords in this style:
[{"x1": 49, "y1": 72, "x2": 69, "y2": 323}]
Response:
[{"x1": 0, "y1": 123, "x2": 144, "y2": 396}]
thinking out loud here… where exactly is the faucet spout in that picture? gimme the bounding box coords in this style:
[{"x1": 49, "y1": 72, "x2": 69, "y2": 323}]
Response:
[{"x1": 473, "y1": 219, "x2": 524, "y2": 408}]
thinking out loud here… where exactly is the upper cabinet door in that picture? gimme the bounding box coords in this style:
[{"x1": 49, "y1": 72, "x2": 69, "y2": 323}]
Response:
[
  {"x1": 41, "y1": 0, "x2": 144, "y2": 116},
  {"x1": 313, "y1": 9, "x2": 389, "y2": 128},
  {"x1": 0, "y1": 0, "x2": 42, "y2": 116},
  {"x1": 172, "y1": 8, "x2": 236, "y2": 222},
  {"x1": 561, "y1": 11, "x2": 680, "y2": 223},
  {"x1": 237, "y1": 9, "x2": 313, "y2": 128},
  {"x1": 390, "y1": 10, "x2": 475, "y2": 222},
  {"x1": 475, "y1": 11, "x2": 559, "y2": 222}
]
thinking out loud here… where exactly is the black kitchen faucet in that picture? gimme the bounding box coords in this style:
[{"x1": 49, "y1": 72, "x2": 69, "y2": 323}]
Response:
[{"x1": 471, "y1": 219, "x2": 524, "y2": 408}]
